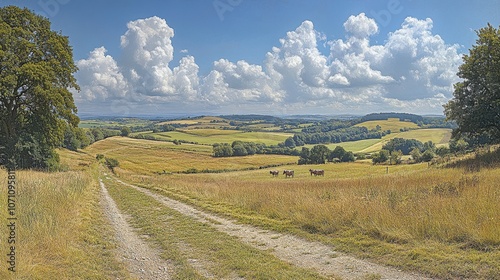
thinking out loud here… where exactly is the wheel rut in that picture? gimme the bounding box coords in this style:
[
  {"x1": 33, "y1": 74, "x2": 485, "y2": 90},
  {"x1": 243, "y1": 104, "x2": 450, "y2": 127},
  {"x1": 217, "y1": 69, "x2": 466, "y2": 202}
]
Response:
[{"x1": 100, "y1": 179, "x2": 173, "y2": 279}]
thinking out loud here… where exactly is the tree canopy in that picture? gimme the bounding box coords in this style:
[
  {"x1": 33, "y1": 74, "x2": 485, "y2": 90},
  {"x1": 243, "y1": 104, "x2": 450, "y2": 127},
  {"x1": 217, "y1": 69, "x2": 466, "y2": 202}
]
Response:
[
  {"x1": 444, "y1": 23, "x2": 500, "y2": 143},
  {"x1": 0, "y1": 6, "x2": 79, "y2": 170}
]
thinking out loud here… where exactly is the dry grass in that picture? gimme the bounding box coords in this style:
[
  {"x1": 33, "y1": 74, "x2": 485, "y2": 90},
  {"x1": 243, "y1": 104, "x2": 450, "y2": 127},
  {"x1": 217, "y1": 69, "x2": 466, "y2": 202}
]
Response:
[
  {"x1": 0, "y1": 167, "x2": 128, "y2": 279},
  {"x1": 120, "y1": 159, "x2": 500, "y2": 278},
  {"x1": 85, "y1": 137, "x2": 298, "y2": 175},
  {"x1": 355, "y1": 118, "x2": 420, "y2": 131}
]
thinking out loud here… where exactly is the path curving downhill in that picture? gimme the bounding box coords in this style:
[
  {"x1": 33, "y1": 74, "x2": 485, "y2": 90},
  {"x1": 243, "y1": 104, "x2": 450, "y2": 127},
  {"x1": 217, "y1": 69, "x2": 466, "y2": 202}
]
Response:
[{"x1": 113, "y1": 177, "x2": 434, "y2": 280}]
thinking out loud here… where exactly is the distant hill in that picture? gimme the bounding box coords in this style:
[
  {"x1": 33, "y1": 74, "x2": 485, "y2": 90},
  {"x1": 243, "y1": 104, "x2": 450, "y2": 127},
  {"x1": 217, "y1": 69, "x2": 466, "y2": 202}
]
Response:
[{"x1": 361, "y1": 113, "x2": 424, "y2": 124}]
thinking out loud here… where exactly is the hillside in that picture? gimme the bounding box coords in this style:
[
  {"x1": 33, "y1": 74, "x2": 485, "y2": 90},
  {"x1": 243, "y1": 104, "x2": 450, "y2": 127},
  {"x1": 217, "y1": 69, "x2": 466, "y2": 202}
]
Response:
[{"x1": 354, "y1": 118, "x2": 420, "y2": 132}]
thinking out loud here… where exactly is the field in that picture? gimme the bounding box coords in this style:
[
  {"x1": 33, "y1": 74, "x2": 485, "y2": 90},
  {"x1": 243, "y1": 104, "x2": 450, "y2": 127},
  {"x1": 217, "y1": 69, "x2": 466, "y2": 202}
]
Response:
[
  {"x1": 355, "y1": 118, "x2": 420, "y2": 132},
  {"x1": 5, "y1": 117, "x2": 498, "y2": 279},
  {"x1": 357, "y1": 128, "x2": 452, "y2": 153},
  {"x1": 104, "y1": 137, "x2": 500, "y2": 279},
  {"x1": 0, "y1": 168, "x2": 129, "y2": 279},
  {"x1": 85, "y1": 137, "x2": 298, "y2": 174},
  {"x1": 136, "y1": 129, "x2": 293, "y2": 146},
  {"x1": 301, "y1": 128, "x2": 452, "y2": 153},
  {"x1": 79, "y1": 117, "x2": 154, "y2": 128}
]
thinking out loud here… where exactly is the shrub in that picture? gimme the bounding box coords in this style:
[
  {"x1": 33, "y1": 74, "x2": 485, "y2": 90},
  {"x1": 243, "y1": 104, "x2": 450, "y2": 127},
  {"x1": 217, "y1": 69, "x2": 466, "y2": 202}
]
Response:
[{"x1": 105, "y1": 157, "x2": 119, "y2": 172}]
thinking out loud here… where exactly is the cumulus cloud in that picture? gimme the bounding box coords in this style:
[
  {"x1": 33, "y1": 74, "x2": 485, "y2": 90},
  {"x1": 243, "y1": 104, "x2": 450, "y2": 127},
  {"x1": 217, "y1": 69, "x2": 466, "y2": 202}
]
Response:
[
  {"x1": 74, "y1": 14, "x2": 462, "y2": 116},
  {"x1": 75, "y1": 47, "x2": 129, "y2": 101},
  {"x1": 344, "y1": 13, "x2": 378, "y2": 38}
]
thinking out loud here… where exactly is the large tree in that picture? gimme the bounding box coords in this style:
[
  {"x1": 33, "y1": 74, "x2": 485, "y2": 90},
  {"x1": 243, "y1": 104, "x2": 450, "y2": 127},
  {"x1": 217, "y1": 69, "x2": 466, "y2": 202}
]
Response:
[
  {"x1": 444, "y1": 23, "x2": 500, "y2": 143},
  {"x1": 0, "y1": 6, "x2": 79, "y2": 170}
]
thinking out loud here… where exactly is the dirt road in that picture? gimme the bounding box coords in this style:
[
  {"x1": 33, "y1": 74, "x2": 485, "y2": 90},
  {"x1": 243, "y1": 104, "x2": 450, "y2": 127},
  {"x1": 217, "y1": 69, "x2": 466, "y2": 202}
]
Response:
[
  {"x1": 107, "y1": 177, "x2": 433, "y2": 280},
  {"x1": 100, "y1": 179, "x2": 173, "y2": 279}
]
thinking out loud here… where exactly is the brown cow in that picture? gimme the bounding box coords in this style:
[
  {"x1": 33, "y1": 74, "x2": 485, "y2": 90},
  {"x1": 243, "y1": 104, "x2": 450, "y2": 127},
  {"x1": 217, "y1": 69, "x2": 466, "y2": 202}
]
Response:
[
  {"x1": 283, "y1": 170, "x2": 294, "y2": 178},
  {"x1": 309, "y1": 169, "x2": 324, "y2": 176}
]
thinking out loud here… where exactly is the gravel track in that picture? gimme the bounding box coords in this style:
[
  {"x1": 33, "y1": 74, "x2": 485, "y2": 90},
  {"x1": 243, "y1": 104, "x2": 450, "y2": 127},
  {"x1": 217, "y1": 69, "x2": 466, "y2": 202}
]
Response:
[
  {"x1": 100, "y1": 179, "x2": 173, "y2": 279},
  {"x1": 111, "y1": 177, "x2": 434, "y2": 280}
]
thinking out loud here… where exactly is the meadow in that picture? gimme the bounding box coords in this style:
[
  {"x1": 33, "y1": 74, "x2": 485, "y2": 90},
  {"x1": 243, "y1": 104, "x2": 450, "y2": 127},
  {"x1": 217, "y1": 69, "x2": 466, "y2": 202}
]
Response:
[
  {"x1": 98, "y1": 134, "x2": 499, "y2": 279},
  {"x1": 354, "y1": 118, "x2": 420, "y2": 131},
  {"x1": 85, "y1": 137, "x2": 298, "y2": 174},
  {"x1": 0, "y1": 167, "x2": 129, "y2": 279},
  {"x1": 136, "y1": 129, "x2": 293, "y2": 146},
  {"x1": 300, "y1": 128, "x2": 451, "y2": 153},
  {"x1": 3, "y1": 116, "x2": 496, "y2": 279}
]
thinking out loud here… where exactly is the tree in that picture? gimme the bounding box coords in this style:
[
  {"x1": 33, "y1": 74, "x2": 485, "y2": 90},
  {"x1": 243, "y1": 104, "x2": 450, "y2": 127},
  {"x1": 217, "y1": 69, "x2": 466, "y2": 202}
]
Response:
[
  {"x1": 444, "y1": 24, "x2": 500, "y2": 143},
  {"x1": 410, "y1": 147, "x2": 422, "y2": 163},
  {"x1": 298, "y1": 147, "x2": 311, "y2": 165},
  {"x1": 121, "y1": 126, "x2": 131, "y2": 137},
  {"x1": 284, "y1": 137, "x2": 296, "y2": 148},
  {"x1": 372, "y1": 150, "x2": 390, "y2": 164},
  {"x1": 105, "y1": 157, "x2": 119, "y2": 172},
  {"x1": 420, "y1": 149, "x2": 435, "y2": 162},
  {"x1": 341, "y1": 151, "x2": 356, "y2": 162},
  {"x1": 390, "y1": 150, "x2": 403, "y2": 165},
  {"x1": 309, "y1": 145, "x2": 330, "y2": 164},
  {"x1": 329, "y1": 146, "x2": 346, "y2": 161},
  {"x1": 0, "y1": 6, "x2": 79, "y2": 170},
  {"x1": 213, "y1": 143, "x2": 233, "y2": 157},
  {"x1": 382, "y1": 138, "x2": 424, "y2": 155},
  {"x1": 232, "y1": 143, "x2": 248, "y2": 156}
]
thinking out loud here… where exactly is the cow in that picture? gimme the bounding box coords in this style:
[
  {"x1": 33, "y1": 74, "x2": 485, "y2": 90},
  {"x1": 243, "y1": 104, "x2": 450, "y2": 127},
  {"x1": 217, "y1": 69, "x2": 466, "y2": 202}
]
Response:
[
  {"x1": 283, "y1": 170, "x2": 294, "y2": 178},
  {"x1": 309, "y1": 169, "x2": 324, "y2": 176},
  {"x1": 270, "y1": 170, "x2": 279, "y2": 177}
]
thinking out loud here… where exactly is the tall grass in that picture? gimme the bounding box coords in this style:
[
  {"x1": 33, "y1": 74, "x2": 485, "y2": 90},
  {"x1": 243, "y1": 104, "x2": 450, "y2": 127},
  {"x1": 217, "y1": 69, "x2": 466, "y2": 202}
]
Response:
[
  {"x1": 0, "y1": 168, "x2": 128, "y2": 279},
  {"x1": 122, "y1": 160, "x2": 500, "y2": 278}
]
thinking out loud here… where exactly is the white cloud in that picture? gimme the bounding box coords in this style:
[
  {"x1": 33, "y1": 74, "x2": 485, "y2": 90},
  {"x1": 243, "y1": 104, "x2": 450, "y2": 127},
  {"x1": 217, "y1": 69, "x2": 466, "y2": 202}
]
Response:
[
  {"x1": 343, "y1": 13, "x2": 378, "y2": 38},
  {"x1": 75, "y1": 47, "x2": 129, "y2": 102},
  {"x1": 120, "y1": 16, "x2": 175, "y2": 95},
  {"x1": 75, "y1": 14, "x2": 462, "y2": 116}
]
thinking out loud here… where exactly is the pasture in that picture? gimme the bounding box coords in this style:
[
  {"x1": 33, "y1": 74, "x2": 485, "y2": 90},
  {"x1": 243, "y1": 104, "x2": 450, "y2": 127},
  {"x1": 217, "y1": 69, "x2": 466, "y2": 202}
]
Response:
[
  {"x1": 355, "y1": 118, "x2": 420, "y2": 132},
  {"x1": 11, "y1": 116, "x2": 495, "y2": 279},
  {"x1": 79, "y1": 118, "x2": 154, "y2": 128},
  {"x1": 84, "y1": 137, "x2": 297, "y2": 174},
  {"x1": 96, "y1": 136, "x2": 500, "y2": 279},
  {"x1": 137, "y1": 129, "x2": 293, "y2": 146},
  {"x1": 300, "y1": 128, "x2": 452, "y2": 153},
  {"x1": 158, "y1": 115, "x2": 228, "y2": 126},
  {"x1": 357, "y1": 128, "x2": 452, "y2": 153}
]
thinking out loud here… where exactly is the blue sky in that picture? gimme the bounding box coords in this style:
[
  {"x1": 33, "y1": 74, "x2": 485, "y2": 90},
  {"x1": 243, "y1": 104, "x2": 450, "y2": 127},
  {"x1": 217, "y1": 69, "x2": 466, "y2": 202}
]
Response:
[{"x1": 2, "y1": 0, "x2": 500, "y2": 117}]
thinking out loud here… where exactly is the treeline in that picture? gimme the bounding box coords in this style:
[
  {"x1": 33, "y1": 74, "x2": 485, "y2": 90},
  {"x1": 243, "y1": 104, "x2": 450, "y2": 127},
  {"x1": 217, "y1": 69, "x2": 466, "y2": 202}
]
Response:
[
  {"x1": 298, "y1": 145, "x2": 355, "y2": 165},
  {"x1": 278, "y1": 119, "x2": 389, "y2": 147},
  {"x1": 370, "y1": 137, "x2": 457, "y2": 164},
  {"x1": 62, "y1": 126, "x2": 121, "y2": 151},
  {"x1": 213, "y1": 141, "x2": 300, "y2": 157},
  {"x1": 290, "y1": 126, "x2": 389, "y2": 146}
]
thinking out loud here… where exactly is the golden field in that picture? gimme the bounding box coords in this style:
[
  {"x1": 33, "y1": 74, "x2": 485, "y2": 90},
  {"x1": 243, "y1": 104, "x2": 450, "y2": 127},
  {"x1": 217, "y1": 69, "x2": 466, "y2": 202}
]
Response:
[{"x1": 100, "y1": 135, "x2": 500, "y2": 279}]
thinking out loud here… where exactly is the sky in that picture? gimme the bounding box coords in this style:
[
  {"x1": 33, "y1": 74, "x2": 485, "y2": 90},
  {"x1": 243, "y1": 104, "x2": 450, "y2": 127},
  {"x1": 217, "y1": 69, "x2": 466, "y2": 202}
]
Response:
[{"x1": 2, "y1": 0, "x2": 500, "y2": 117}]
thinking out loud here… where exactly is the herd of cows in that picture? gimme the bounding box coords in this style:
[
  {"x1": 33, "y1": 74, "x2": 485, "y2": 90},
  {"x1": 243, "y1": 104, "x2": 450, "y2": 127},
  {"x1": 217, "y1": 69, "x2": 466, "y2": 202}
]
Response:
[{"x1": 269, "y1": 169, "x2": 324, "y2": 178}]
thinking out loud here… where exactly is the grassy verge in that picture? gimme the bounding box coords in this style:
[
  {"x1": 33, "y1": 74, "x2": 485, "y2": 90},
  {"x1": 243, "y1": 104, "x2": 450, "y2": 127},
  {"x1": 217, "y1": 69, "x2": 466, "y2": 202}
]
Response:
[
  {"x1": 102, "y1": 175, "x2": 331, "y2": 280},
  {"x1": 0, "y1": 167, "x2": 129, "y2": 279}
]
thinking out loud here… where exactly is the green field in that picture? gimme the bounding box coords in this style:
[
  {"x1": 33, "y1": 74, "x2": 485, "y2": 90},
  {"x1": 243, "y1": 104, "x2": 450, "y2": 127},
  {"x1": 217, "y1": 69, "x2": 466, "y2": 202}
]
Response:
[
  {"x1": 357, "y1": 128, "x2": 452, "y2": 153},
  {"x1": 79, "y1": 118, "x2": 154, "y2": 128},
  {"x1": 138, "y1": 129, "x2": 293, "y2": 146},
  {"x1": 355, "y1": 118, "x2": 420, "y2": 132},
  {"x1": 299, "y1": 128, "x2": 452, "y2": 153}
]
